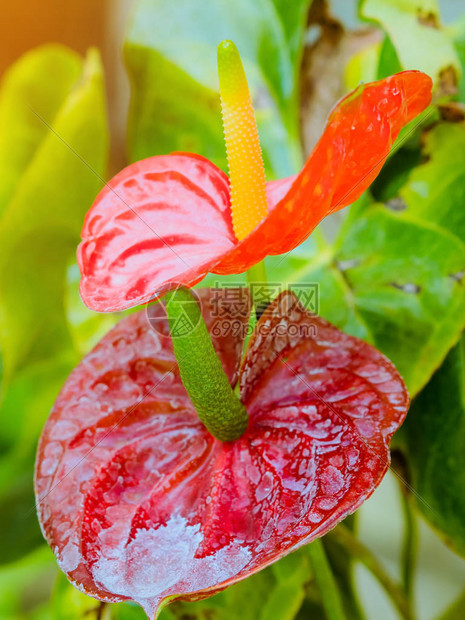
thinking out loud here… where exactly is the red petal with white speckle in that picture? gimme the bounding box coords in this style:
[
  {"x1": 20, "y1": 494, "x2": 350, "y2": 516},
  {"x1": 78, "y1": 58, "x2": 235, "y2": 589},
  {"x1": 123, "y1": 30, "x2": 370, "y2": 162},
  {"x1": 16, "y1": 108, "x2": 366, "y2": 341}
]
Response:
[{"x1": 35, "y1": 290, "x2": 408, "y2": 618}]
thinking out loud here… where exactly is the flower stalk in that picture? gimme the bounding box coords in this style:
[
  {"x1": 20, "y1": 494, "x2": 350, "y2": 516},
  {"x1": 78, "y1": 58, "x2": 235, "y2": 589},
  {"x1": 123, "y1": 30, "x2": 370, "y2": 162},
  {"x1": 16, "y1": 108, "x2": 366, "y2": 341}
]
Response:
[
  {"x1": 307, "y1": 538, "x2": 347, "y2": 620},
  {"x1": 165, "y1": 287, "x2": 249, "y2": 441},
  {"x1": 246, "y1": 259, "x2": 271, "y2": 318},
  {"x1": 328, "y1": 524, "x2": 414, "y2": 620}
]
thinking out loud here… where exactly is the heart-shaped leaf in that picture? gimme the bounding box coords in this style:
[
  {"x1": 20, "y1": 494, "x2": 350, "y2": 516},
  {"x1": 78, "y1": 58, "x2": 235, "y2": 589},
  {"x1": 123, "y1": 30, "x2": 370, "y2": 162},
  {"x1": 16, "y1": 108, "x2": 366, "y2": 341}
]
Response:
[
  {"x1": 36, "y1": 289, "x2": 408, "y2": 618},
  {"x1": 263, "y1": 206, "x2": 465, "y2": 397}
]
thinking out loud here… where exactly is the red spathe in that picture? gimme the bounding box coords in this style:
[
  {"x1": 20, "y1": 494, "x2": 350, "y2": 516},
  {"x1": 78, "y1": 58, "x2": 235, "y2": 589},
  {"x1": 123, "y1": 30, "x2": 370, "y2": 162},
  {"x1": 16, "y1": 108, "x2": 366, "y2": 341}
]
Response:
[
  {"x1": 78, "y1": 71, "x2": 432, "y2": 312},
  {"x1": 35, "y1": 290, "x2": 409, "y2": 618}
]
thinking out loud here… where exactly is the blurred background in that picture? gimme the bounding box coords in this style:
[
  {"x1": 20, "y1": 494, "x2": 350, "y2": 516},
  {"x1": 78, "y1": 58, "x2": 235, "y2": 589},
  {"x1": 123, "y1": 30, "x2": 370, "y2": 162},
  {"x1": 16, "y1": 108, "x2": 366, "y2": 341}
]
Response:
[
  {"x1": 0, "y1": 1, "x2": 464, "y2": 619},
  {"x1": 1, "y1": 0, "x2": 463, "y2": 170},
  {"x1": 0, "y1": 0, "x2": 136, "y2": 173}
]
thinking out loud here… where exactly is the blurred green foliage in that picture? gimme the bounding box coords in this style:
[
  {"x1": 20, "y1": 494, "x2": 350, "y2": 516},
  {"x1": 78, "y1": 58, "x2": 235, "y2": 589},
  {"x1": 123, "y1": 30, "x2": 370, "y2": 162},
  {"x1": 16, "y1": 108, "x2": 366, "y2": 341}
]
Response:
[
  {"x1": 1, "y1": 0, "x2": 465, "y2": 619},
  {"x1": 162, "y1": 547, "x2": 313, "y2": 620},
  {"x1": 359, "y1": 0, "x2": 461, "y2": 83},
  {"x1": 0, "y1": 46, "x2": 108, "y2": 385},
  {"x1": 404, "y1": 334, "x2": 465, "y2": 556},
  {"x1": 0, "y1": 43, "x2": 110, "y2": 618},
  {"x1": 438, "y1": 588, "x2": 465, "y2": 620},
  {"x1": 125, "y1": 0, "x2": 311, "y2": 178}
]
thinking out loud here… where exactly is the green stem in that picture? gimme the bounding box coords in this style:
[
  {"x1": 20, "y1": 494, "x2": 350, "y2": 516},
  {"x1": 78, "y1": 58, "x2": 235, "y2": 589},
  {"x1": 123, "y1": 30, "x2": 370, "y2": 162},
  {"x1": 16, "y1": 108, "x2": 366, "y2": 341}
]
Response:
[
  {"x1": 328, "y1": 525, "x2": 414, "y2": 620},
  {"x1": 246, "y1": 259, "x2": 270, "y2": 317},
  {"x1": 400, "y1": 489, "x2": 418, "y2": 609},
  {"x1": 307, "y1": 538, "x2": 347, "y2": 620},
  {"x1": 164, "y1": 287, "x2": 248, "y2": 442}
]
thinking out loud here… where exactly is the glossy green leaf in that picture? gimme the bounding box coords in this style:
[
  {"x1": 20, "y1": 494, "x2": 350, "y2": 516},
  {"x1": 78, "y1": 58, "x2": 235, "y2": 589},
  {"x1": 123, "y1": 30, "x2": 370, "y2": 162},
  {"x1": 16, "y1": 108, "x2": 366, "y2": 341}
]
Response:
[
  {"x1": 399, "y1": 121, "x2": 465, "y2": 236},
  {"x1": 264, "y1": 209, "x2": 465, "y2": 397},
  {"x1": 266, "y1": 232, "x2": 371, "y2": 341},
  {"x1": 125, "y1": 0, "x2": 312, "y2": 178},
  {"x1": 359, "y1": 0, "x2": 460, "y2": 84},
  {"x1": 403, "y1": 334, "x2": 465, "y2": 557},
  {"x1": 266, "y1": 116, "x2": 465, "y2": 398},
  {"x1": 333, "y1": 206, "x2": 465, "y2": 395},
  {"x1": 376, "y1": 35, "x2": 403, "y2": 80},
  {"x1": 370, "y1": 145, "x2": 422, "y2": 204},
  {"x1": 0, "y1": 47, "x2": 109, "y2": 385}
]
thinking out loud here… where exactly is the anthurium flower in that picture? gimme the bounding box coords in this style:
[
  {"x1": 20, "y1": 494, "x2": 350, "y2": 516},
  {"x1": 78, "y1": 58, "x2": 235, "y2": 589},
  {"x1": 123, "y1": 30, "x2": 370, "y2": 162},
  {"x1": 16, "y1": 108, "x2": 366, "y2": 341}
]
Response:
[
  {"x1": 35, "y1": 289, "x2": 408, "y2": 618},
  {"x1": 78, "y1": 41, "x2": 432, "y2": 312}
]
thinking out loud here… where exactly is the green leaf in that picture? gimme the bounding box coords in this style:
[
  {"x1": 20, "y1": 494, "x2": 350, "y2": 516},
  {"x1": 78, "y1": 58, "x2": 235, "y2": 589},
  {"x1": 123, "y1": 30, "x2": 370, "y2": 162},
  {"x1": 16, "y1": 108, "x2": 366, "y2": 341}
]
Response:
[
  {"x1": 0, "y1": 47, "x2": 109, "y2": 385},
  {"x1": 164, "y1": 567, "x2": 276, "y2": 619},
  {"x1": 65, "y1": 263, "x2": 124, "y2": 358},
  {"x1": 263, "y1": 209, "x2": 465, "y2": 397},
  {"x1": 112, "y1": 602, "x2": 150, "y2": 620},
  {"x1": 403, "y1": 333, "x2": 465, "y2": 557},
  {"x1": 267, "y1": 235, "x2": 372, "y2": 341},
  {"x1": 262, "y1": 550, "x2": 312, "y2": 620},
  {"x1": 0, "y1": 545, "x2": 56, "y2": 617},
  {"x1": 124, "y1": 0, "x2": 312, "y2": 178},
  {"x1": 370, "y1": 145, "x2": 422, "y2": 203},
  {"x1": 0, "y1": 45, "x2": 82, "y2": 214},
  {"x1": 0, "y1": 354, "x2": 76, "y2": 452},
  {"x1": 359, "y1": 0, "x2": 461, "y2": 84},
  {"x1": 266, "y1": 116, "x2": 465, "y2": 398},
  {"x1": 399, "y1": 121, "x2": 465, "y2": 236},
  {"x1": 50, "y1": 572, "x2": 106, "y2": 620},
  {"x1": 159, "y1": 548, "x2": 313, "y2": 620},
  {"x1": 344, "y1": 40, "x2": 381, "y2": 90},
  {"x1": 437, "y1": 588, "x2": 465, "y2": 620},
  {"x1": 0, "y1": 467, "x2": 43, "y2": 565},
  {"x1": 449, "y1": 12, "x2": 465, "y2": 103},
  {"x1": 376, "y1": 35, "x2": 403, "y2": 79},
  {"x1": 332, "y1": 206, "x2": 465, "y2": 396}
]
